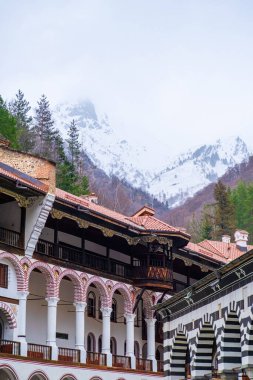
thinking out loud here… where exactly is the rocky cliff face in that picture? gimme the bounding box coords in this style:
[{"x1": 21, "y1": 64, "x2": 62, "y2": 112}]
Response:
[{"x1": 54, "y1": 101, "x2": 250, "y2": 210}]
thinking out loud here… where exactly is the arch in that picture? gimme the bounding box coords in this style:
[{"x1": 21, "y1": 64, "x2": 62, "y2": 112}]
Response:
[
  {"x1": 0, "y1": 301, "x2": 17, "y2": 328},
  {"x1": 89, "y1": 377, "x2": 103, "y2": 380},
  {"x1": 87, "y1": 291, "x2": 96, "y2": 318},
  {"x1": 192, "y1": 320, "x2": 217, "y2": 378},
  {"x1": 220, "y1": 309, "x2": 242, "y2": 372},
  {"x1": 60, "y1": 375, "x2": 77, "y2": 380},
  {"x1": 169, "y1": 329, "x2": 189, "y2": 380},
  {"x1": 84, "y1": 276, "x2": 109, "y2": 307},
  {"x1": 110, "y1": 283, "x2": 133, "y2": 314},
  {"x1": 27, "y1": 261, "x2": 56, "y2": 298},
  {"x1": 87, "y1": 332, "x2": 96, "y2": 352},
  {"x1": 0, "y1": 251, "x2": 25, "y2": 291},
  {"x1": 28, "y1": 370, "x2": 49, "y2": 380},
  {"x1": 243, "y1": 306, "x2": 253, "y2": 367},
  {"x1": 0, "y1": 364, "x2": 18, "y2": 380},
  {"x1": 57, "y1": 269, "x2": 83, "y2": 302}
]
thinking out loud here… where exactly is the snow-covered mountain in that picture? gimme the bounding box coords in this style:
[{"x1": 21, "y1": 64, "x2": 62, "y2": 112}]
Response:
[{"x1": 54, "y1": 101, "x2": 250, "y2": 208}]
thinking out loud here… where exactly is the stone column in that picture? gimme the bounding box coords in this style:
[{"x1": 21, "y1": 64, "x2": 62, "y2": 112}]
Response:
[
  {"x1": 74, "y1": 301, "x2": 87, "y2": 363},
  {"x1": 125, "y1": 313, "x2": 136, "y2": 369},
  {"x1": 46, "y1": 297, "x2": 59, "y2": 360},
  {"x1": 17, "y1": 291, "x2": 29, "y2": 356},
  {"x1": 101, "y1": 307, "x2": 112, "y2": 366},
  {"x1": 145, "y1": 318, "x2": 157, "y2": 372}
]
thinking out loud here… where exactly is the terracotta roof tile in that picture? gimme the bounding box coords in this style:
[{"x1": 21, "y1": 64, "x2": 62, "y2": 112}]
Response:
[
  {"x1": 187, "y1": 239, "x2": 253, "y2": 263},
  {"x1": 55, "y1": 188, "x2": 190, "y2": 237}
]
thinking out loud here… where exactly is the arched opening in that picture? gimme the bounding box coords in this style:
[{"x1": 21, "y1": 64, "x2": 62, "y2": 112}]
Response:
[
  {"x1": 87, "y1": 291, "x2": 96, "y2": 318},
  {"x1": 0, "y1": 366, "x2": 18, "y2": 380},
  {"x1": 110, "y1": 337, "x2": 117, "y2": 355},
  {"x1": 221, "y1": 311, "x2": 241, "y2": 371},
  {"x1": 27, "y1": 268, "x2": 48, "y2": 345},
  {"x1": 0, "y1": 317, "x2": 3, "y2": 339},
  {"x1": 87, "y1": 332, "x2": 96, "y2": 352},
  {"x1": 111, "y1": 298, "x2": 117, "y2": 322},
  {"x1": 169, "y1": 331, "x2": 188, "y2": 380},
  {"x1": 98, "y1": 335, "x2": 102, "y2": 353},
  {"x1": 57, "y1": 275, "x2": 75, "y2": 349},
  {"x1": 60, "y1": 376, "x2": 77, "y2": 380},
  {"x1": 28, "y1": 371, "x2": 49, "y2": 380},
  {"x1": 156, "y1": 344, "x2": 163, "y2": 361},
  {"x1": 110, "y1": 288, "x2": 129, "y2": 355},
  {"x1": 134, "y1": 341, "x2": 140, "y2": 358},
  {"x1": 142, "y1": 342, "x2": 147, "y2": 359},
  {"x1": 193, "y1": 322, "x2": 216, "y2": 378}
]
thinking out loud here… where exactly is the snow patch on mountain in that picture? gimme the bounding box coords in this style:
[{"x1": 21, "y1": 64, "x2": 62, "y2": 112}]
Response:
[{"x1": 54, "y1": 101, "x2": 250, "y2": 209}]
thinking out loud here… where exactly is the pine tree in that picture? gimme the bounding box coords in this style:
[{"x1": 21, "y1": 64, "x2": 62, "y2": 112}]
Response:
[
  {"x1": 66, "y1": 119, "x2": 81, "y2": 167},
  {"x1": 213, "y1": 180, "x2": 235, "y2": 239},
  {"x1": 33, "y1": 94, "x2": 55, "y2": 159},
  {"x1": 9, "y1": 90, "x2": 34, "y2": 151},
  {"x1": 0, "y1": 95, "x2": 19, "y2": 148},
  {"x1": 199, "y1": 204, "x2": 215, "y2": 240}
]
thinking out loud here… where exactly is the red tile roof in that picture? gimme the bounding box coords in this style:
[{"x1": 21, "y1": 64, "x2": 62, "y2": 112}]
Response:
[
  {"x1": 187, "y1": 239, "x2": 253, "y2": 263},
  {"x1": 56, "y1": 188, "x2": 190, "y2": 238}
]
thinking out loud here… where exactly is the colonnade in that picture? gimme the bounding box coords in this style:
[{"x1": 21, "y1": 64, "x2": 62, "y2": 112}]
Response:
[{"x1": 16, "y1": 292, "x2": 158, "y2": 370}]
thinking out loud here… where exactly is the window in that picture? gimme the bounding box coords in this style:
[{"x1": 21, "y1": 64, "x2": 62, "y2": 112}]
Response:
[
  {"x1": 87, "y1": 333, "x2": 95, "y2": 352},
  {"x1": 110, "y1": 337, "x2": 117, "y2": 355},
  {"x1": 0, "y1": 264, "x2": 8, "y2": 288},
  {"x1": 98, "y1": 297, "x2": 102, "y2": 320},
  {"x1": 110, "y1": 298, "x2": 117, "y2": 322},
  {"x1": 98, "y1": 335, "x2": 102, "y2": 353},
  {"x1": 87, "y1": 292, "x2": 96, "y2": 318},
  {"x1": 0, "y1": 318, "x2": 4, "y2": 340}
]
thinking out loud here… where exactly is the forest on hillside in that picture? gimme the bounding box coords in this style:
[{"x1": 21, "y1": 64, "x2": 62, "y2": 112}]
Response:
[
  {"x1": 188, "y1": 180, "x2": 253, "y2": 244},
  {"x1": 0, "y1": 90, "x2": 89, "y2": 196}
]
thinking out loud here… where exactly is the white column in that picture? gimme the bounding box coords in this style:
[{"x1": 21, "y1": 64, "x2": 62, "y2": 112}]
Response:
[
  {"x1": 74, "y1": 301, "x2": 87, "y2": 363},
  {"x1": 17, "y1": 291, "x2": 29, "y2": 356},
  {"x1": 101, "y1": 306, "x2": 112, "y2": 366},
  {"x1": 46, "y1": 297, "x2": 59, "y2": 360},
  {"x1": 125, "y1": 313, "x2": 136, "y2": 369},
  {"x1": 145, "y1": 318, "x2": 157, "y2": 371}
]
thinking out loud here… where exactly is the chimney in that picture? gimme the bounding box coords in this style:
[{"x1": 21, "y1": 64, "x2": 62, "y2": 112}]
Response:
[
  {"x1": 234, "y1": 230, "x2": 249, "y2": 252},
  {"x1": 222, "y1": 235, "x2": 231, "y2": 244}
]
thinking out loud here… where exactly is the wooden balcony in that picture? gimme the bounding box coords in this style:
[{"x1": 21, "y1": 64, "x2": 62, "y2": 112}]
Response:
[
  {"x1": 112, "y1": 354, "x2": 131, "y2": 369},
  {"x1": 86, "y1": 351, "x2": 107, "y2": 366},
  {"x1": 58, "y1": 347, "x2": 80, "y2": 363},
  {"x1": 0, "y1": 227, "x2": 22, "y2": 249},
  {"x1": 35, "y1": 239, "x2": 132, "y2": 279},
  {"x1": 0, "y1": 339, "x2": 20, "y2": 356},
  {"x1": 133, "y1": 264, "x2": 173, "y2": 290},
  {"x1": 27, "y1": 343, "x2": 51, "y2": 360},
  {"x1": 136, "y1": 358, "x2": 153, "y2": 371}
]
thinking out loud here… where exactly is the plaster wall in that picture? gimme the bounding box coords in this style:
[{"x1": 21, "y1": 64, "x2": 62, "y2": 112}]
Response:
[{"x1": 0, "y1": 201, "x2": 20, "y2": 232}]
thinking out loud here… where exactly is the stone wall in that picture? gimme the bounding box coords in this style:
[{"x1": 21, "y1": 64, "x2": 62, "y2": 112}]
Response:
[{"x1": 0, "y1": 146, "x2": 56, "y2": 192}]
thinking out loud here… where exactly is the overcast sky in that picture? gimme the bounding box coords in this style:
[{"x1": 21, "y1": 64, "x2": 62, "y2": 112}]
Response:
[{"x1": 1, "y1": 0, "x2": 253, "y2": 155}]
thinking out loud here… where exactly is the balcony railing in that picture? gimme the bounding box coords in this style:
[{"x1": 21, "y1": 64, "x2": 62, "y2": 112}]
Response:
[
  {"x1": 157, "y1": 360, "x2": 163, "y2": 372},
  {"x1": 58, "y1": 347, "x2": 80, "y2": 363},
  {"x1": 136, "y1": 358, "x2": 153, "y2": 371},
  {"x1": 27, "y1": 343, "x2": 51, "y2": 360},
  {"x1": 133, "y1": 264, "x2": 173, "y2": 283},
  {"x1": 0, "y1": 227, "x2": 22, "y2": 248},
  {"x1": 112, "y1": 354, "x2": 131, "y2": 369},
  {"x1": 86, "y1": 351, "x2": 107, "y2": 366},
  {"x1": 35, "y1": 239, "x2": 132, "y2": 278},
  {"x1": 0, "y1": 339, "x2": 20, "y2": 356}
]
